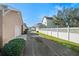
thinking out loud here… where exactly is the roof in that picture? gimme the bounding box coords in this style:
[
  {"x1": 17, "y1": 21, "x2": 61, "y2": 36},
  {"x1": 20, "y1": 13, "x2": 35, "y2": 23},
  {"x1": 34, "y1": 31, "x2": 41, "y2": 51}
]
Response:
[
  {"x1": 0, "y1": 4, "x2": 20, "y2": 13},
  {"x1": 36, "y1": 23, "x2": 46, "y2": 28},
  {"x1": 23, "y1": 23, "x2": 28, "y2": 28},
  {"x1": 42, "y1": 16, "x2": 53, "y2": 23},
  {"x1": 0, "y1": 4, "x2": 24, "y2": 25},
  {"x1": 44, "y1": 16, "x2": 53, "y2": 20},
  {"x1": 0, "y1": 4, "x2": 8, "y2": 10}
]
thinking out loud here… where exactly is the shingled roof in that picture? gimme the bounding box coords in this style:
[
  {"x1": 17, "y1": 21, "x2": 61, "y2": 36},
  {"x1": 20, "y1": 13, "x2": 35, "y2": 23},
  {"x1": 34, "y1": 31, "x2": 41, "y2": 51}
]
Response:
[{"x1": 44, "y1": 16, "x2": 53, "y2": 20}]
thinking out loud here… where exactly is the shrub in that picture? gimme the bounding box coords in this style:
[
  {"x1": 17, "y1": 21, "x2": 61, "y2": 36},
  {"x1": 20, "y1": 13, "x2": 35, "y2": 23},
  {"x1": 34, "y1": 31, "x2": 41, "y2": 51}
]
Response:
[{"x1": 2, "y1": 38, "x2": 26, "y2": 56}]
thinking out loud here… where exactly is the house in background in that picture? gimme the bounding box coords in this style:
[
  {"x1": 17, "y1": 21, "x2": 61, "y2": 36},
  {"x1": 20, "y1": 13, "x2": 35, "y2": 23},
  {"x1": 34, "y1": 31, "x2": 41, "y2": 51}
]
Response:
[
  {"x1": 23, "y1": 23, "x2": 28, "y2": 32},
  {"x1": 36, "y1": 16, "x2": 56, "y2": 31},
  {"x1": 42, "y1": 16, "x2": 56, "y2": 28},
  {"x1": 36, "y1": 23, "x2": 46, "y2": 31},
  {"x1": 0, "y1": 4, "x2": 25, "y2": 48},
  {"x1": 22, "y1": 23, "x2": 28, "y2": 34},
  {"x1": 30, "y1": 26, "x2": 36, "y2": 31}
]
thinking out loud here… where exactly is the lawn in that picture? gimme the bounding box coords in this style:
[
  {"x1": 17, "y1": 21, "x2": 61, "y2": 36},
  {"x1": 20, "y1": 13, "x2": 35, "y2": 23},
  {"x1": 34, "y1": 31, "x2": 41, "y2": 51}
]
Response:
[{"x1": 36, "y1": 32, "x2": 79, "y2": 53}]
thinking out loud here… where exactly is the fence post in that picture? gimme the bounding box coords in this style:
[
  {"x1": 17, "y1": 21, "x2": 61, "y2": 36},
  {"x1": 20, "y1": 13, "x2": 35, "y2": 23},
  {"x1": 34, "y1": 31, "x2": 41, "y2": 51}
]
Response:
[
  {"x1": 56, "y1": 26, "x2": 58, "y2": 38},
  {"x1": 51, "y1": 28, "x2": 52, "y2": 36},
  {"x1": 67, "y1": 26, "x2": 70, "y2": 40},
  {"x1": 46, "y1": 29, "x2": 48, "y2": 35}
]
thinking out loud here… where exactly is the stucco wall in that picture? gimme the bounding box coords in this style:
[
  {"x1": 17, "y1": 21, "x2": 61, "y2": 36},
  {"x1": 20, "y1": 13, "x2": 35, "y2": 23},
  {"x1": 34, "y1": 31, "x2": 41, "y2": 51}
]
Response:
[{"x1": 2, "y1": 10, "x2": 23, "y2": 46}]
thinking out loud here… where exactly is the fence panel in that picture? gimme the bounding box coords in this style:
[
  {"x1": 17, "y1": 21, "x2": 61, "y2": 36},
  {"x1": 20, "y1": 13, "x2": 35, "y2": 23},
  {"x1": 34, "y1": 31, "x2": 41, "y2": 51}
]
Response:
[{"x1": 38, "y1": 27, "x2": 79, "y2": 43}]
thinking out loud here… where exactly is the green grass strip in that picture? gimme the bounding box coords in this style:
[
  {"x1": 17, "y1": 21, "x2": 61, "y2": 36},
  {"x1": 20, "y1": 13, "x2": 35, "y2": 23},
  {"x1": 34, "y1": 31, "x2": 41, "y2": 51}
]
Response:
[{"x1": 36, "y1": 32, "x2": 79, "y2": 53}]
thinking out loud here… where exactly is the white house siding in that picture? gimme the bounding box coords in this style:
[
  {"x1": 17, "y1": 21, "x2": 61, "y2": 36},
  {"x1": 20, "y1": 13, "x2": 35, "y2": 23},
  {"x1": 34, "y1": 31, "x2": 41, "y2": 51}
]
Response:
[
  {"x1": 42, "y1": 18, "x2": 47, "y2": 26},
  {"x1": 42, "y1": 17, "x2": 56, "y2": 28}
]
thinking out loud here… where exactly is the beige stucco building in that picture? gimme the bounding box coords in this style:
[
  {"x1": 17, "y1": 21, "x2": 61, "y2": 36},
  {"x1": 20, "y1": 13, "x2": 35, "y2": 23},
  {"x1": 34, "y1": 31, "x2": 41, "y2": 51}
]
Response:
[{"x1": 0, "y1": 5, "x2": 24, "y2": 48}]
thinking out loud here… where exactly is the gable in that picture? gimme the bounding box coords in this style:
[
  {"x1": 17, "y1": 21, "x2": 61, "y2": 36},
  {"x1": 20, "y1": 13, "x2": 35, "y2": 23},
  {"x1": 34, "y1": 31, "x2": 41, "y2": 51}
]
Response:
[
  {"x1": 3, "y1": 10, "x2": 23, "y2": 25},
  {"x1": 42, "y1": 17, "x2": 47, "y2": 26}
]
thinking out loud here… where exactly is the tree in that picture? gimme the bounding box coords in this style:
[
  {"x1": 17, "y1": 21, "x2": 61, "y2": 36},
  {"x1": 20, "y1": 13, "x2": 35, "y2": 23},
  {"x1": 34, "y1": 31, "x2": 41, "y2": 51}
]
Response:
[
  {"x1": 55, "y1": 8, "x2": 79, "y2": 27},
  {"x1": 62, "y1": 8, "x2": 79, "y2": 27},
  {"x1": 52, "y1": 16, "x2": 65, "y2": 27}
]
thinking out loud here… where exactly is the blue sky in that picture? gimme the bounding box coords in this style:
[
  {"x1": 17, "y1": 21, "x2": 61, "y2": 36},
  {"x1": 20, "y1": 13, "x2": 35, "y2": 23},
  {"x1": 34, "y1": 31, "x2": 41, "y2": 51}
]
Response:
[{"x1": 7, "y1": 3, "x2": 79, "y2": 27}]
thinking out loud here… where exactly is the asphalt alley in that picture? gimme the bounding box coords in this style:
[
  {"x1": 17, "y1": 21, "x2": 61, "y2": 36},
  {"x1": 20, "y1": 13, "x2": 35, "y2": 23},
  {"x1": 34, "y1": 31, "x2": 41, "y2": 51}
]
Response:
[{"x1": 23, "y1": 32, "x2": 79, "y2": 56}]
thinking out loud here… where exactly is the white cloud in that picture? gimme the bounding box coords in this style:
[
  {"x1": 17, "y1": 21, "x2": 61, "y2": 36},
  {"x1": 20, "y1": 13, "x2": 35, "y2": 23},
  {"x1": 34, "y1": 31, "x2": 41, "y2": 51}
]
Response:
[
  {"x1": 55, "y1": 5, "x2": 63, "y2": 11},
  {"x1": 47, "y1": 5, "x2": 63, "y2": 16},
  {"x1": 51, "y1": 5, "x2": 63, "y2": 15}
]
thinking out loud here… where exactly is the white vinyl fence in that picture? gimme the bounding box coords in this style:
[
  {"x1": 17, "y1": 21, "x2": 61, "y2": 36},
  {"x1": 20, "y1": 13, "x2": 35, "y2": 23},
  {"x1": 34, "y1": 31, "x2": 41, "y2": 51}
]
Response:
[{"x1": 38, "y1": 27, "x2": 79, "y2": 43}]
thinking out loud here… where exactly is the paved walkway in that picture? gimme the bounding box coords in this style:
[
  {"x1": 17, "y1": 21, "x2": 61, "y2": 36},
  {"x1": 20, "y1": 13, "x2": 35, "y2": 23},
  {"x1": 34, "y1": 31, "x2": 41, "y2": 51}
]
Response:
[{"x1": 23, "y1": 32, "x2": 79, "y2": 56}]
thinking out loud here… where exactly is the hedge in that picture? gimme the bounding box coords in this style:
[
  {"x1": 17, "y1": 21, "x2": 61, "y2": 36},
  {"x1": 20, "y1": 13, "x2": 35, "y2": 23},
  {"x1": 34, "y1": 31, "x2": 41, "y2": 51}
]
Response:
[{"x1": 2, "y1": 38, "x2": 26, "y2": 56}]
